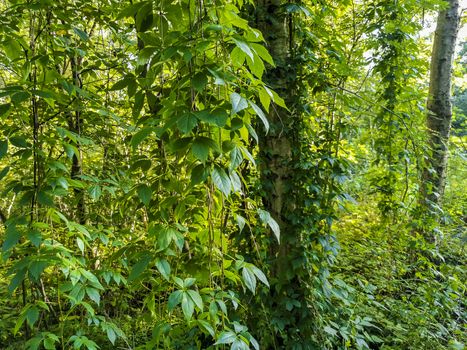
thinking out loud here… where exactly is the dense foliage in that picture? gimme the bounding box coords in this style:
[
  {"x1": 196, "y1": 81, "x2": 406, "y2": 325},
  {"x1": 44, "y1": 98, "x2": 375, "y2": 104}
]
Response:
[{"x1": 0, "y1": 0, "x2": 465, "y2": 349}]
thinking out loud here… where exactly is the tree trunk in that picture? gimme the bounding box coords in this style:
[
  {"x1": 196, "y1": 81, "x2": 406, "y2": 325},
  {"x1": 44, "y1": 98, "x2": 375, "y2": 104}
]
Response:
[
  {"x1": 255, "y1": 0, "x2": 313, "y2": 346},
  {"x1": 421, "y1": 0, "x2": 460, "y2": 209}
]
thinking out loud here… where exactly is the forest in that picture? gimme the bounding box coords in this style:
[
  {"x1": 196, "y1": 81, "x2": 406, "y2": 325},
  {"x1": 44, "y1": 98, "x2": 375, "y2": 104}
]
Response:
[{"x1": 0, "y1": 0, "x2": 466, "y2": 349}]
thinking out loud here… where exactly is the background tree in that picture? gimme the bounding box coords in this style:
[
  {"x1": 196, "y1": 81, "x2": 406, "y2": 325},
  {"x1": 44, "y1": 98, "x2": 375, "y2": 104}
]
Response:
[{"x1": 421, "y1": 0, "x2": 461, "y2": 211}]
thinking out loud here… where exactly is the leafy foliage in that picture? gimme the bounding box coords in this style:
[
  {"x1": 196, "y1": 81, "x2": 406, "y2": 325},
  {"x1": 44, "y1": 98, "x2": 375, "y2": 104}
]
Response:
[{"x1": 0, "y1": 0, "x2": 465, "y2": 349}]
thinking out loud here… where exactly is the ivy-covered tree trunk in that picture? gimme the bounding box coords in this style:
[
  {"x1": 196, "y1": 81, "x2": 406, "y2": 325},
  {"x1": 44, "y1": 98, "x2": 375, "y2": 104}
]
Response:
[
  {"x1": 421, "y1": 0, "x2": 460, "y2": 209},
  {"x1": 256, "y1": 0, "x2": 314, "y2": 346}
]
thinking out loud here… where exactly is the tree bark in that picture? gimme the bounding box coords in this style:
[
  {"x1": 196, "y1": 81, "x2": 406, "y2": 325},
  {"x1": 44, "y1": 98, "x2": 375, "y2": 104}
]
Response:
[{"x1": 421, "y1": 0, "x2": 460, "y2": 208}]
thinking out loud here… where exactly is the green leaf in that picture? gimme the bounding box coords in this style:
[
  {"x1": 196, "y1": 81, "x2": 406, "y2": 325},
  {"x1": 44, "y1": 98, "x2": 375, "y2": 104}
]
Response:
[
  {"x1": 323, "y1": 326, "x2": 338, "y2": 336},
  {"x1": 27, "y1": 229, "x2": 42, "y2": 247},
  {"x1": 181, "y1": 292, "x2": 195, "y2": 320},
  {"x1": 88, "y1": 185, "x2": 101, "y2": 201},
  {"x1": 191, "y1": 164, "x2": 209, "y2": 185},
  {"x1": 168, "y1": 290, "x2": 183, "y2": 311},
  {"x1": 229, "y1": 147, "x2": 243, "y2": 170},
  {"x1": 106, "y1": 327, "x2": 116, "y2": 345},
  {"x1": 11, "y1": 91, "x2": 30, "y2": 104},
  {"x1": 131, "y1": 127, "x2": 154, "y2": 149},
  {"x1": 192, "y1": 72, "x2": 208, "y2": 92},
  {"x1": 128, "y1": 254, "x2": 152, "y2": 281},
  {"x1": 86, "y1": 287, "x2": 101, "y2": 305},
  {"x1": 230, "y1": 93, "x2": 248, "y2": 115},
  {"x1": 230, "y1": 171, "x2": 242, "y2": 193},
  {"x1": 155, "y1": 258, "x2": 171, "y2": 281},
  {"x1": 232, "y1": 38, "x2": 254, "y2": 61},
  {"x1": 109, "y1": 78, "x2": 130, "y2": 91},
  {"x1": 0, "y1": 166, "x2": 10, "y2": 181},
  {"x1": 249, "y1": 101, "x2": 269, "y2": 133},
  {"x1": 76, "y1": 237, "x2": 85, "y2": 254},
  {"x1": 136, "y1": 2, "x2": 154, "y2": 32},
  {"x1": 197, "y1": 319, "x2": 215, "y2": 337},
  {"x1": 258, "y1": 209, "x2": 280, "y2": 243},
  {"x1": 29, "y1": 260, "x2": 48, "y2": 281},
  {"x1": 212, "y1": 166, "x2": 231, "y2": 196},
  {"x1": 10, "y1": 136, "x2": 29, "y2": 148},
  {"x1": 177, "y1": 113, "x2": 198, "y2": 133},
  {"x1": 73, "y1": 27, "x2": 89, "y2": 41},
  {"x1": 242, "y1": 267, "x2": 256, "y2": 294},
  {"x1": 236, "y1": 214, "x2": 246, "y2": 232},
  {"x1": 0, "y1": 140, "x2": 7, "y2": 159},
  {"x1": 2, "y1": 224, "x2": 21, "y2": 252},
  {"x1": 251, "y1": 43, "x2": 274, "y2": 65},
  {"x1": 187, "y1": 289, "x2": 203, "y2": 310},
  {"x1": 215, "y1": 331, "x2": 237, "y2": 345},
  {"x1": 0, "y1": 103, "x2": 11, "y2": 117},
  {"x1": 38, "y1": 191, "x2": 54, "y2": 206},
  {"x1": 192, "y1": 137, "x2": 217, "y2": 162},
  {"x1": 137, "y1": 184, "x2": 152, "y2": 206},
  {"x1": 250, "y1": 265, "x2": 269, "y2": 287},
  {"x1": 26, "y1": 306, "x2": 39, "y2": 327}
]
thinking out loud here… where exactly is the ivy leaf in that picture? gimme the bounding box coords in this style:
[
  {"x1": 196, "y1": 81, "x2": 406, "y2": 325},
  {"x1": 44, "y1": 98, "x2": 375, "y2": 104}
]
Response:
[
  {"x1": 230, "y1": 93, "x2": 248, "y2": 115},
  {"x1": 249, "y1": 101, "x2": 269, "y2": 134},
  {"x1": 212, "y1": 166, "x2": 231, "y2": 196},
  {"x1": 137, "y1": 184, "x2": 152, "y2": 206}
]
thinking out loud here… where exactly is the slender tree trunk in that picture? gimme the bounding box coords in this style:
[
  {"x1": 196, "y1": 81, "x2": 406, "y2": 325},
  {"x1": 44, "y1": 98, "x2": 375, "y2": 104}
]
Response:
[{"x1": 421, "y1": 0, "x2": 460, "y2": 208}]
